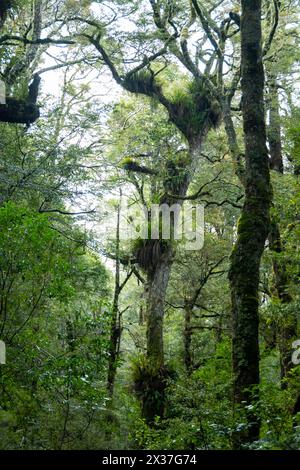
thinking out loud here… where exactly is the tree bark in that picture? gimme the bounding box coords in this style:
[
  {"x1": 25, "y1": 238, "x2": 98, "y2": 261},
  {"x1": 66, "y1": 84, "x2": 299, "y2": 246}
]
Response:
[
  {"x1": 267, "y1": 76, "x2": 284, "y2": 173},
  {"x1": 136, "y1": 143, "x2": 205, "y2": 423},
  {"x1": 138, "y1": 247, "x2": 173, "y2": 423},
  {"x1": 146, "y1": 250, "x2": 173, "y2": 369},
  {"x1": 228, "y1": 0, "x2": 271, "y2": 448}
]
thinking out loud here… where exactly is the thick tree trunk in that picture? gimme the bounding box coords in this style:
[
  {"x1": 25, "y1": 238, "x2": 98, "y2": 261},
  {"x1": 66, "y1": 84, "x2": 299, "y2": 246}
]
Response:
[
  {"x1": 229, "y1": 0, "x2": 271, "y2": 448},
  {"x1": 137, "y1": 247, "x2": 174, "y2": 423},
  {"x1": 136, "y1": 143, "x2": 204, "y2": 424},
  {"x1": 146, "y1": 251, "x2": 173, "y2": 369}
]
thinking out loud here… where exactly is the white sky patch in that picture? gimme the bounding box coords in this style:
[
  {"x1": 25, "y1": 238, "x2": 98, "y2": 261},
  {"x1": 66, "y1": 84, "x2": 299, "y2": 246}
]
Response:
[{"x1": 36, "y1": 40, "x2": 133, "y2": 271}]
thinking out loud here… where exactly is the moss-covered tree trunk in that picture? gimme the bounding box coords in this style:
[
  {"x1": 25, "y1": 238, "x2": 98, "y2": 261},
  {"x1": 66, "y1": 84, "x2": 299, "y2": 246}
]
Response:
[
  {"x1": 137, "y1": 143, "x2": 206, "y2": 424},
  {"x1": 146, "y1": 251, "x2": 172, "y2": 369},
  {"x1": 140, "y1": 247, "x2": 173, "y2": 423},
  {"x1": 228, "y1": 0, "x2": 272, "y2": 448}
]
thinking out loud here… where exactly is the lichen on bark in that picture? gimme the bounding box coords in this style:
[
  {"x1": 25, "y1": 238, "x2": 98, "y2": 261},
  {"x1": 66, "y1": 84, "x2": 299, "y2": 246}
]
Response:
[{"x1": 229, "y1": 0, "x2": 272, "y2": 448}]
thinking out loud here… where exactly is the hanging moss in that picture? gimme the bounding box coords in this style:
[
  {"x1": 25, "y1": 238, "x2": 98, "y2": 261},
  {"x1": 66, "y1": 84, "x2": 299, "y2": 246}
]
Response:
[
  {"x1": 132, "y1": 238, "x2": 170, "y2": 272},
  {"x1": 0, "y1": 98, "x2": 40, "y2": 124},
  {"x1": 123, "y1": 70, "x2": 161, "y2": 97},
  {"x1": 131, "y1": 354, "x2": 169, "y2": 424},
  {"x1": 120, "y1": 157, "x2": 157, "y2": 175},
  {"x1": 167, "y1": 78, "x2": 222, "y2": 141},
  {"x1": 120, "y1": 157, "x2": 135, "y2": 165},
  {"x1": 163, "y1": 158, "x2": 188, "y2": 194},
  {"x1": 123, "y1": 73, "x2": 221, "y2": 142}
]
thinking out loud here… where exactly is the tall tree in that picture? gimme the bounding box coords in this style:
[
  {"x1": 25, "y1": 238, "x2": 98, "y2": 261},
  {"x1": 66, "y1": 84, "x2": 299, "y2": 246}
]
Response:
[
  {"x1": 74, "y1": 0, "x2": 241, "y2": 422},
  {"x1": 228, "y1": 0, "x2": 272, "y2": 447},
  {"x1": 106, "y1": 192, "x2": 133, "y2": 397}
]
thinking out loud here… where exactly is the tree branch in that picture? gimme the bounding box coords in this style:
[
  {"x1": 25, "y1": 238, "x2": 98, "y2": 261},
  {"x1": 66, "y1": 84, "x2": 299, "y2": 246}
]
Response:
[
  {"x1": 191, "y1": 0, "x2": 222, "y2": 57},
  {"x1": 38, "y1": 208, "x2": 96, "y2": 216},
  {"x1": 0, "y1": 35, "x2": 75, "y2": 46},
  {"x1": 263, "y1": 0, "x2": 280, "y2": 57}
]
